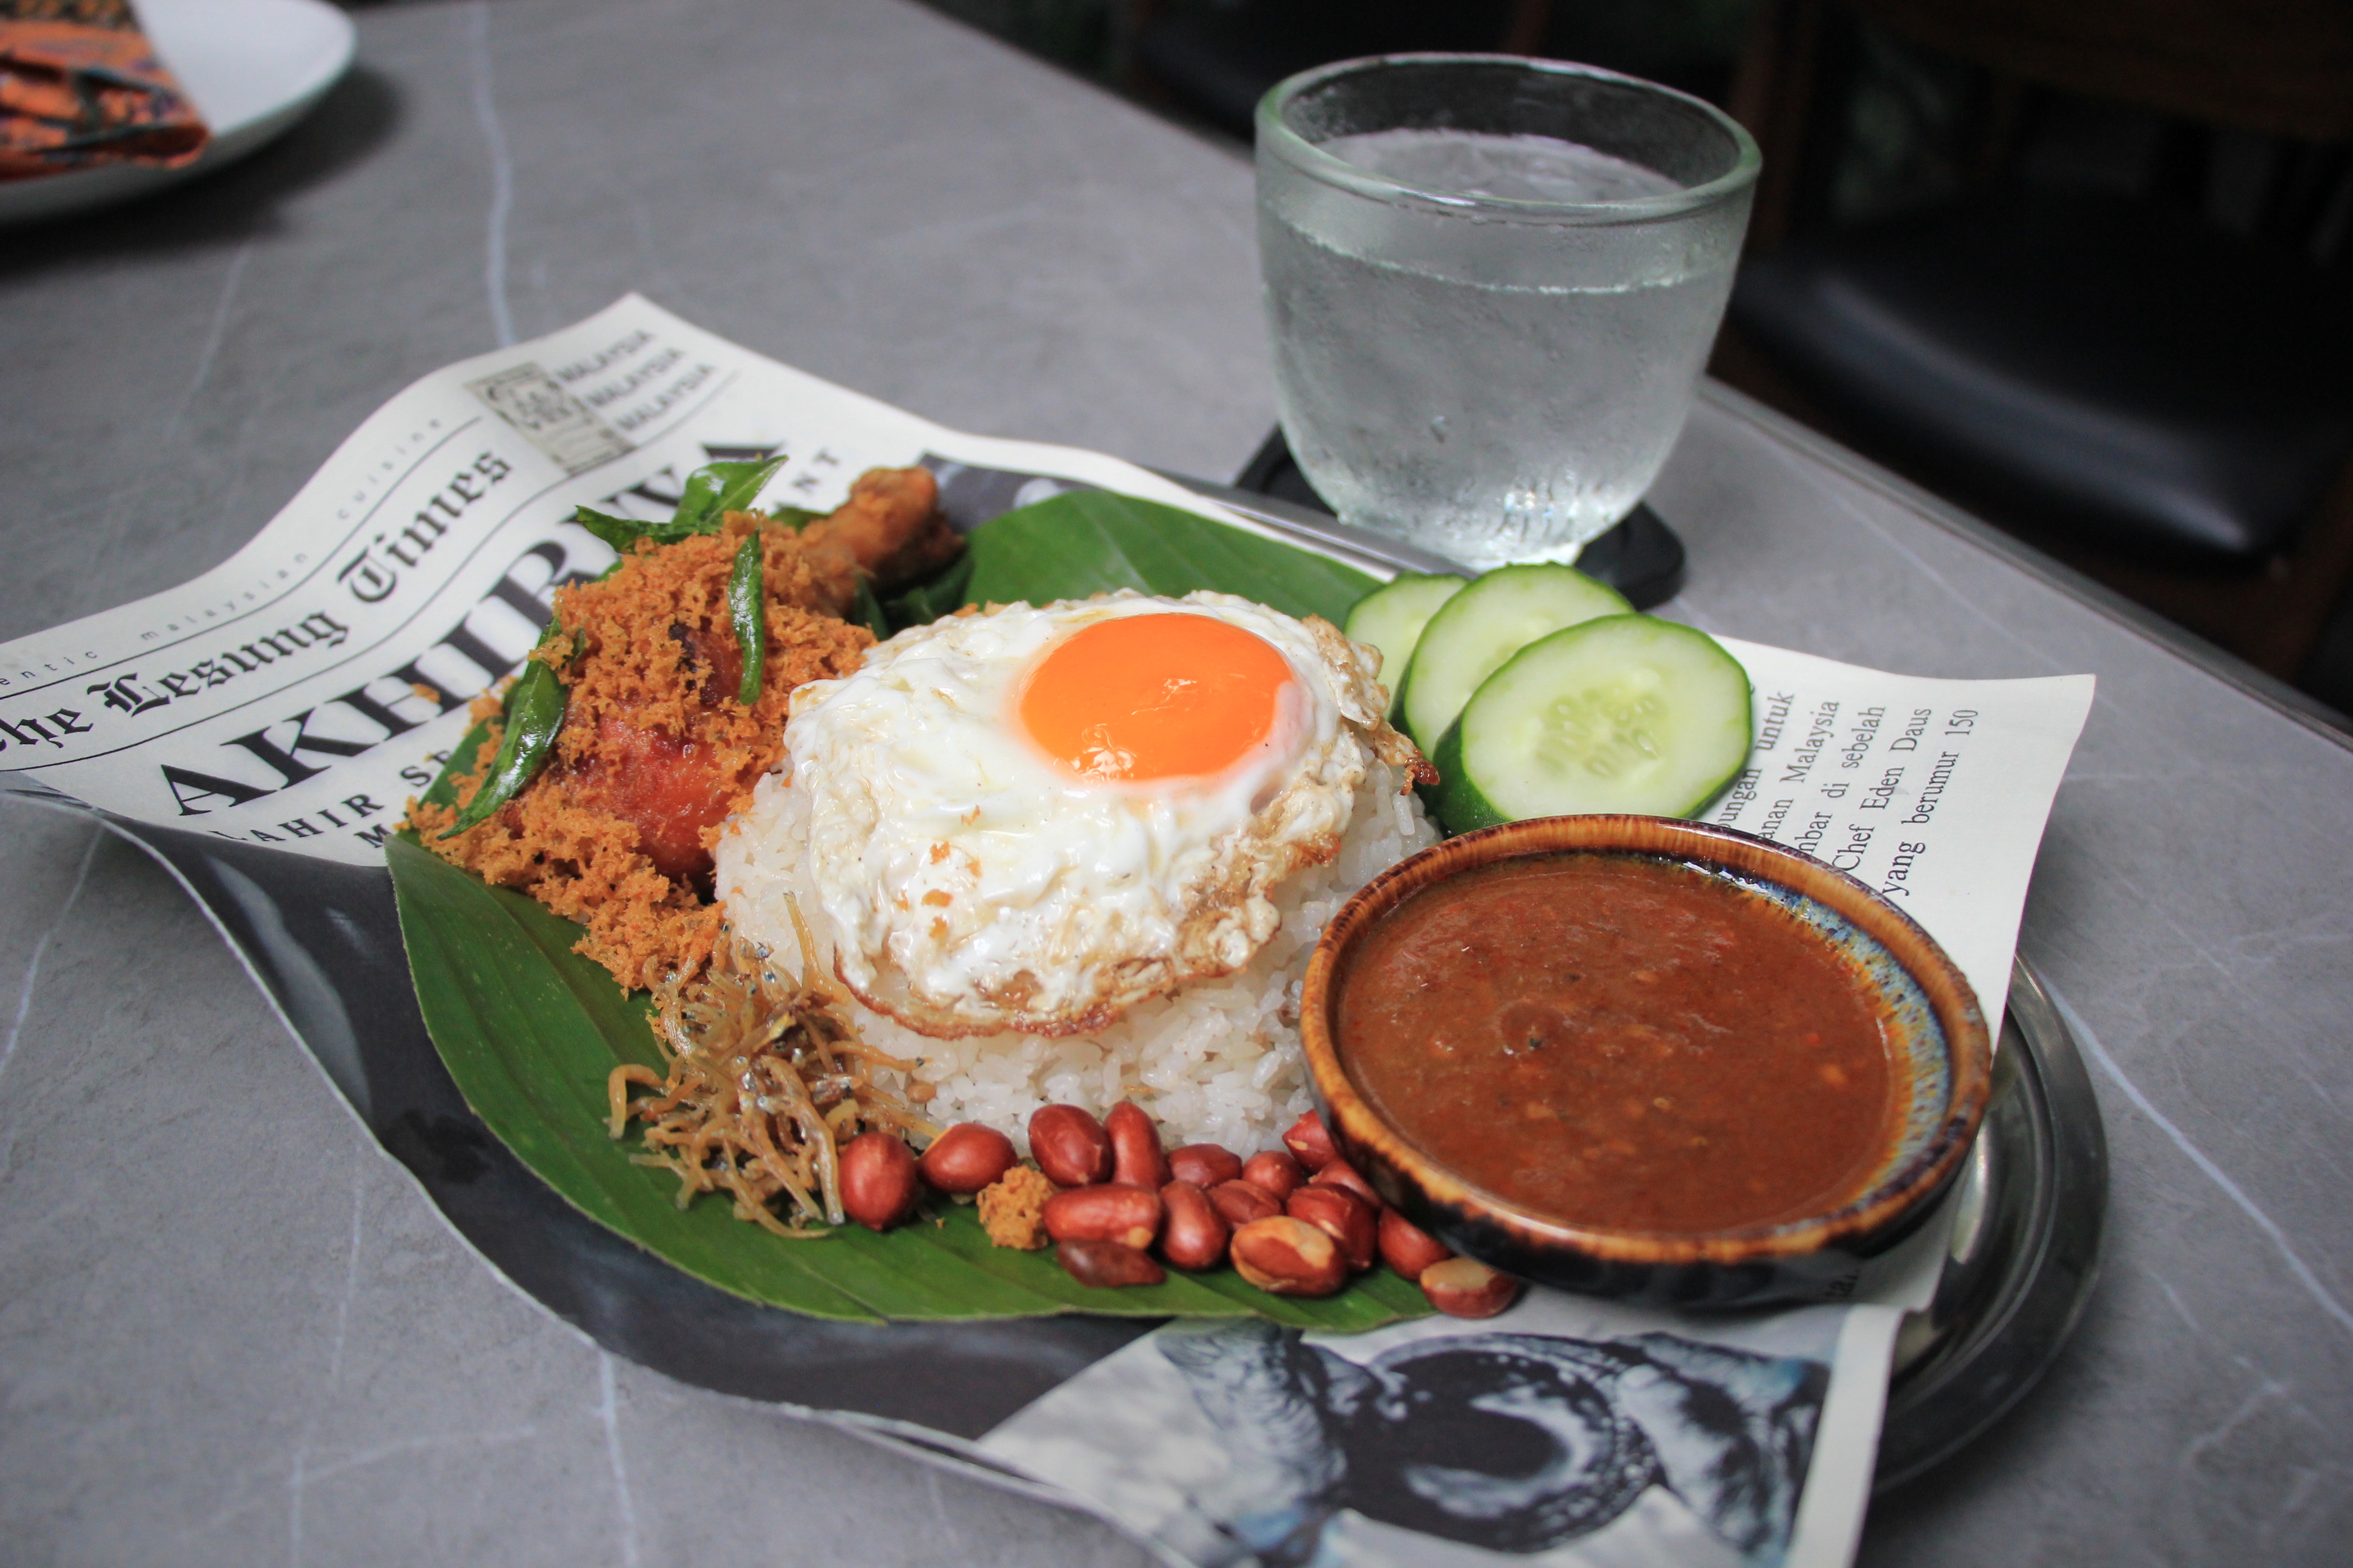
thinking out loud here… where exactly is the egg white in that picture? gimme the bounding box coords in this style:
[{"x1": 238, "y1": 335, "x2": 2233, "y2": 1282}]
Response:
[{"x1": 723, "y1": 590, "x2": 1412, "y2": 1037}]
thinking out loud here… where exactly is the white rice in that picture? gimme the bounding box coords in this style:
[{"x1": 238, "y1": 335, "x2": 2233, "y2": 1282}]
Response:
[{"x1": 716, "y1": 761, "x2": 1435, "y2": 1155}]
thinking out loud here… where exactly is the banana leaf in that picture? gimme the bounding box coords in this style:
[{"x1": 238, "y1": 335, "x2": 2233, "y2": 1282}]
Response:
[
  {"x1": 389, "y1": 491, "x2": 1417, "y2": 1326},
  {"x1": 962, "y1": 490, "x2": 1376, "y2": 626}
]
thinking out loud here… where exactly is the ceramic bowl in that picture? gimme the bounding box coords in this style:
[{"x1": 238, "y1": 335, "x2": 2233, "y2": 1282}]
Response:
[{"x1": 1299, "y1": 815, "x2": 1994, "y2": 1306}]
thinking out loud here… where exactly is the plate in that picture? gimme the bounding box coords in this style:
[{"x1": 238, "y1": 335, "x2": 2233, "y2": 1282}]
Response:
[
  {"x1": 88, "y1": 478, "x2": 2107, "y2": 1477},
  {"x1": 0, "y1": 0, "x2": 355, "y2": 229}
]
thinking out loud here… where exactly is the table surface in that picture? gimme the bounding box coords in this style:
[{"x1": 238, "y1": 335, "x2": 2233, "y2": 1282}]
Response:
[{"x1": 3, "y1": 1, "x2": 2348, "y2": 1562}]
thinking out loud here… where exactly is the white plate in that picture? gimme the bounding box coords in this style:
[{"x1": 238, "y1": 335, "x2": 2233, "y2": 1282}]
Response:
[{"x1": 0, "y1": 0, "x2": 355, "y2": 228}]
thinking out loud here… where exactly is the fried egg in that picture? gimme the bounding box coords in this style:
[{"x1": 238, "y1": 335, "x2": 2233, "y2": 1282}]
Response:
[{"x1": 727, "y1": 590, "x2": 1427, "y2": 1038}]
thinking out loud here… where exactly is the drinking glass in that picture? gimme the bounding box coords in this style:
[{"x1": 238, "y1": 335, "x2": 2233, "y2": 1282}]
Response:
[{"x1": 1255, "y1": 55, "x2": 1761, "y2": 569}]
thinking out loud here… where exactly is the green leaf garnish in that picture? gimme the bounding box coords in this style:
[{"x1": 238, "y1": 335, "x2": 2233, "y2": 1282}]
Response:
[
  {"x1": 438, "y1": 622, "x2": 571, "y2": 838},
  {"x1": 851, "y1": 575, "x2": 891, "y2": 640},
  {"x1": 675, "y1": 456, "x2": 788, "y2": 534},
  {"x1": 729, "y1": 533, "x2": 767, "y2": 706},
  {"x1": 883, "y1": 551, "x2": 974, "y2": 632}
]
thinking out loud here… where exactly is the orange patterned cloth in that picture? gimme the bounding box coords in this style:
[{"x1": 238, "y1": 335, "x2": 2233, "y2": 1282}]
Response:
[{"x1": 1, "y1": 0, "x2": 206, "y2": 182}]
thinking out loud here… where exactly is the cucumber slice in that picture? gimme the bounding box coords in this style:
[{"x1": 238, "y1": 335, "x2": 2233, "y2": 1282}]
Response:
[
  {"x1": 1431, "y1": 614, "x2": 1752, "y2": 832},
  {"x1": 1396, "y1": 563, "x2": 1630, "y2": 748},
  {"x1": 1342, "y1": 573, "x2": 1466, "y2": 717}
]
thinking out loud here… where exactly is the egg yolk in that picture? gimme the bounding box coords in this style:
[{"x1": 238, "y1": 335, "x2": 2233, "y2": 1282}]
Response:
[{"x1": 1019, "y1": 613, "x2": 1296, "y2": 783}]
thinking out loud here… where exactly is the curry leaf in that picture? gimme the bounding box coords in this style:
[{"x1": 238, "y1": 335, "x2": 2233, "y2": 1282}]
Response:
[
  {"x1": 883, "y1": 550, "x2": 974, "y2": 632},
  {"x1": 580, "y1": 453, "x2": 795, "y2": 558},
  {"x1": 675, "y1": 455, "x2": 788, "y2": 533},
  {"x1": 851, "y1": 575, "x2": 891, "y2": 640},
  {"x1": 575, "y1": 504, "x2": 703, "y2": 554}
]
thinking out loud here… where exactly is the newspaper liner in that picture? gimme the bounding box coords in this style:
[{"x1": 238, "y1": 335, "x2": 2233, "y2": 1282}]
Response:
[{"x1": 0, "y1": 297, "x2": 2091, "y2": 1568}]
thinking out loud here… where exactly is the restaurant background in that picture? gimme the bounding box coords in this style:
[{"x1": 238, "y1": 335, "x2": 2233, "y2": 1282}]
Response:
[
  {"x1": 4, "y1": 1, "x2": 2349, "y2": 1565},
  {"x1": 805, "y1": 0, "x2": 2353, "y2": 726}
]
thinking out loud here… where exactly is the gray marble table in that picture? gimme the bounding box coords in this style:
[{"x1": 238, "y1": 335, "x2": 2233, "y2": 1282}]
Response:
[{"x1": 2, "y1": 0, "x2": 2347, "y2": 1562}]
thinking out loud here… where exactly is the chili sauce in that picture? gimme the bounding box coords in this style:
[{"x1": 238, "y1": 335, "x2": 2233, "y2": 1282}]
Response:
[{"x1": 1336, "y1": 853, "x2": 1902, "y2": 1234}]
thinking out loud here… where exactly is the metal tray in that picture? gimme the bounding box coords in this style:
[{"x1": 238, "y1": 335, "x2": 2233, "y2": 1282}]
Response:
[
  {"x1": 80, "y1": 480, "x2": 2108, "y2": 1492},
  {"x1": 1876, "y1": 959, "x2": 2107, "y2": 1488},
  {"x1": 1192, "y1": 481, "x2": 2112, "y2": 1490}
]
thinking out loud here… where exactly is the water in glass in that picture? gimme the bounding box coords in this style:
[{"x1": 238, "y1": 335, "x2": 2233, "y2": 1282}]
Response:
[{"x1": 1260, "y1": 126, "x2": 1746, "y2": 568}]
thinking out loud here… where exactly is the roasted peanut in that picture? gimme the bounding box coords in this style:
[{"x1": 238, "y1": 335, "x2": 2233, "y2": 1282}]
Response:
[
  {"x1": 1241, "y1": 1149, "x2": 1305, "y2": 1203},
  {"x1": 1105, "y1": 1101, "x2": 1170, "y2": 1189},
  {"x1": 1057, "y1": 1239, "x2": 1166, "y2": 1289},
  {"x1": 1286, "y1": 1183, "x2": 1377, "y2": 1271},
  {"x1": 1419, "y1": 1256, "x2": 1522, "y2": 1318},
  {"x1": 1168, "y1": 1143, "x2": 1243, "y2": 1189},
  {"x1": 1377, "y1": 1206, "x2": 1454, "y2": 1278},
  {"x1": 1282, "y1": 1110, "x2": 1338, "y2": 1172},
  {"x1": 1229, "y1": 1216, "x2": 1347, "y2": 1296},
  {"x1": 1043, "y1": 1183, "x2": 1163, "y2": 1250},
  {"x1": 838, "y1": 1130, "x2": 920, "y2": 1231},
  {"x1": 1028, "y1": 1103, "x2": 1113, "y2": 1187},
  {"x1": 1157, "y1": 1179, "x2": 1229, "y2": 1271},
  {"x1": 1207, "y1": 1178, "x2": 1281, "y2": 1227},
  {"x1": 1311, "y1": 1155, "x2": 1383, "y2": 1210},
  {"x1": 918, "y1": 1122, "x2": 1017, "y2": 1195}
]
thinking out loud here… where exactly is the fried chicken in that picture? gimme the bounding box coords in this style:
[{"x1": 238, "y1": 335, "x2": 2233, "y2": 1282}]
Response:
[{"x1": 410, "y1": 466, "x2": 958, "y2": 988}]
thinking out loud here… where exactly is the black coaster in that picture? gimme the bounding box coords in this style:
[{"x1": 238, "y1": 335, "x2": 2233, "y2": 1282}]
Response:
[{"x1": 1234, "y1": 428, "x2": 1687, "y2": 610}]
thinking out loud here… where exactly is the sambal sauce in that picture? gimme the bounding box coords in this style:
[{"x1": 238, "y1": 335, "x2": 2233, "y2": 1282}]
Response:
[{"x1": 1336, "y1": 853, "x2": 1900, "y2": 1234}]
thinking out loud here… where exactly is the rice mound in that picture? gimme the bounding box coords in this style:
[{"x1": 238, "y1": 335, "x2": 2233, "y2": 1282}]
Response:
[{"x1": 715, "y1": 760, "x2": 1435, "y2": 1155}]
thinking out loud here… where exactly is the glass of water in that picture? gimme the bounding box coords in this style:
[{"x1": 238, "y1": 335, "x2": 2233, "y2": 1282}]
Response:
[{"x1": 1256, "y1": 55, "x2": 1760, "y2": 570}]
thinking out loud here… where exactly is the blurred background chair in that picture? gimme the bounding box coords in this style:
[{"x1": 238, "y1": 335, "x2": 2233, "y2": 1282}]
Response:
[
  {"x1": 912, "y1": 0, "x2": 2353, "y2": 715},
  {"x1": 1129, "y1": 1, "x2": 1534, "y2": 139},
  {"x1": 1715, "y1": 0, "x2": 2353, "y2": 694},
  {"x1": 1123, "y1": 1, "x2": 1752, "y2": 139},
  {"x1": 914, "y1": 1, "x2": 1752, "y2": 146}
]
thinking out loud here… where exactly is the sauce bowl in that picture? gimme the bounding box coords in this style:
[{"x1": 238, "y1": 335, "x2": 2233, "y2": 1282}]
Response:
[{"x1": 1300, "y1": 814, "x2": 1994, "y2": 1306}]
